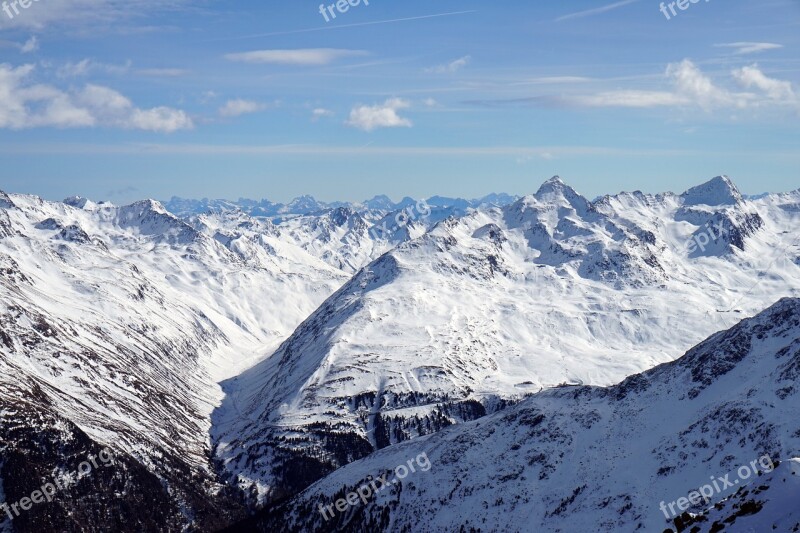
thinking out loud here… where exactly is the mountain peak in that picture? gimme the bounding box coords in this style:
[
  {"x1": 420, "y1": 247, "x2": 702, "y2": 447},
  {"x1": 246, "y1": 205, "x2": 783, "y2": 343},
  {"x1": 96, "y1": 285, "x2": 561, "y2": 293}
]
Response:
[
  {"x1": 535, "y1": 176, "x2": 573, "y2": 196},
  {"x1": 63, "y1": 196, "x2": 98, "y2": 210},
  {"x1": 539, "y1": 175, "x2": 564, "y2": 188},
  {"x1": 363, "y1": 195, "x2": 396, "y2": 211},
  {"x1": 282, "y1": 195, "x2": 327, "y2": 215},
  {"x1": 127, "y1": 199, "x2": 168, "y2": 214},
  {"x1": 287, "y1": 195, "x2": 317, "y2": 206},
  {"x1": 114, "y1": 199, "x2": 200, "y2": 244},
  {"x1": 534, "y1": 176, "x2": 590, "y2": 212},
  {"x1": 681, "y1": 175, "x2": 743, "y2": 206}
]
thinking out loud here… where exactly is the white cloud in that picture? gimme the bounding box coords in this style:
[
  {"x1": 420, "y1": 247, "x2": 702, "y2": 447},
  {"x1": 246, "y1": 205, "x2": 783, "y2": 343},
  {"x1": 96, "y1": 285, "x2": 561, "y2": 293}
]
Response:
[
  {"x1": 58, "y1": 59, "x2": 92, "y2": 77},
  {"x1": 225, "y1": 48, "x2": 367, "y2": 66},
  {"x1": 129, "y1": 107, "x2": 193, "y2": 132},
  {"x1": 219, "y1": 99, "x2": 267, "y2": 117},
  {"x1": 551, "y1": 60, "x2": 720, "y2": 108},
  {"x1": 77, "y1": 84, "x2": 133, "y2": 113},
  {"x1": 551, "y1": 60, "x2": 797, "y2": 111},
  {"x1": 567, "y1": 90, "x2": 686, "y2": 108},
  {"x1": 346, "y1": 98, "x2": 412, "y2": 131},
  {"x1": 19, "y1": 36, "x2": 38, "y2": 53},
  {"x1": 0, "y1": 63, "x2": 193, "y2": 132},
  {"x1": 425, "y1": 55, "x2": 471, "y2": 74},
  {"x1": 311, "y1": 108, "x2": 334, "y2": 121},
  {"x1": 423, "y1": 98, "x2": 440, "y2": 107},
  {"x1": 714, "y1": 42, "x2": 783, "y2": 55},
  {"x1": 732, "y1": 64, "x2": 795, "y2": 102},
  {"x1": 665, "y1": 59, "x2": 739, "y2": 109}
]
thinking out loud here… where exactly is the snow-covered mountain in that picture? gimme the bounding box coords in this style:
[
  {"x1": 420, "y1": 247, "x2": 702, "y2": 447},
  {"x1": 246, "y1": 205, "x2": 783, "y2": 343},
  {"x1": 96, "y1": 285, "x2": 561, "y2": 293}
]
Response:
[
  {"x1": 239, "y1": 297, "x2": 800, "y2": 533},
  {"x1": 173, "y1": 194, "x2": 518, "y2": 274},
  {"x1": 1, "y1": 176, "x2": 798, "y2": 532},
  {"x1": 213, "y1": 176, "x2": 800, "y2": 505},
  {"x1": 0, "y1": 192, "x2": 347, "y2": 530}
]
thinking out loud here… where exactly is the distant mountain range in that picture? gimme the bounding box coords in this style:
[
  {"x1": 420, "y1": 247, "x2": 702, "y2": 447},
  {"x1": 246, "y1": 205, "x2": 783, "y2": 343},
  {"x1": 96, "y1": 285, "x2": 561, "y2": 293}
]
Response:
[{"x1": 163, "y1": 193, "x2": 519, "y2": 221}]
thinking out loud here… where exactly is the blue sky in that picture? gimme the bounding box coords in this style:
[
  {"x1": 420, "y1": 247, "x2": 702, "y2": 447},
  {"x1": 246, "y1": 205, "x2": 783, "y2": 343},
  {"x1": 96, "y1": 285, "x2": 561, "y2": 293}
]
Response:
[{"x1": 0, "y1": 0, "x2": 798, "y2": 203}]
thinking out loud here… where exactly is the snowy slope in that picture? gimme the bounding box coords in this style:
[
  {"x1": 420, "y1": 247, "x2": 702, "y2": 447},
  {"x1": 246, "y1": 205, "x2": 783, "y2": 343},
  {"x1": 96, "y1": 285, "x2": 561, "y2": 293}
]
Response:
[
  {"x1": 2, "y1": 177, "x2": 798, "y2": 531},
  {"x1": 170, "y1": 193, "x2": 519, "y2": 274},
  {"x1": 213, "y1": 176, "x2": 800, "y2": 504},
  {"x1": 0, "y1": 192, "x2": 347, "y2": 529},
  {"x1": 243, "y1": 297, "x2": 800, "y2": 533},
  {"x1": 277, "y1": 207, "x2": 382, "y2": 274}
]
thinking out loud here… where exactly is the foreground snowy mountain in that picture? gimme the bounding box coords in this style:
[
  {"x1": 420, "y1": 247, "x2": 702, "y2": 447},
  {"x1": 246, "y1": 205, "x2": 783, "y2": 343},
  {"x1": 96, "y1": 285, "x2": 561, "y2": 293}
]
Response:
[
  {"x1": 0, "y1": 192, "x2": 347, "y2": 530},
  {"x1": 213, "y1": 176, "x2": 800, "y2": 505},
  {"x1": 240, "y1": 297, "x2": 800, "y2": 533}
]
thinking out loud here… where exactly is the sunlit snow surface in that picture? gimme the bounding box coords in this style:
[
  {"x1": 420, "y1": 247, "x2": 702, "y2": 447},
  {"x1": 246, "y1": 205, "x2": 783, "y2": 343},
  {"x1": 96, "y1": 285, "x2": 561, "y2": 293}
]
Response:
[
  {"x1": 250, "y1": 298, "x2": 800, "y2": 532},
  {"x1": 0, "y1": 192, "x2": 347, "y2": 484},
  {"x1": 1, "y1": 177, "x2": 799, "y2": 526},
  {"x1": 213, "y1": 177, "x2": 800, "y2": 501}
]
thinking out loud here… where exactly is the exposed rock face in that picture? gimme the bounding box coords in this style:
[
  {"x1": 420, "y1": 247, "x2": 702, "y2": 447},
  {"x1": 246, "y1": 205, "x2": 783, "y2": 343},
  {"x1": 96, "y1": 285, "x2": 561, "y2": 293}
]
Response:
[{"x1": 0, "y1": 381, "x2": 245, "y2": 532}]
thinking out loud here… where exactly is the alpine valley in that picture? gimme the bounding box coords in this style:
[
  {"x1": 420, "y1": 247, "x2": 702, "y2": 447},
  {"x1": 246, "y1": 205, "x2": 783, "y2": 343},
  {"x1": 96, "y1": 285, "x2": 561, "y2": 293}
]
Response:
[{"x1": 0, "y1": 176, "x2": 798, "y2": 533}]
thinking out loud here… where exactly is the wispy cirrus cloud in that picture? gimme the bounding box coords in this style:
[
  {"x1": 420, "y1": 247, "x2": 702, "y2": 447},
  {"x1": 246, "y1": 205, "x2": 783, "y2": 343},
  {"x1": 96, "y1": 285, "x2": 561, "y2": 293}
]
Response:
[
  {"x1": 556, "y1": 0, "x2": 638, "y2": 22},
  {"x1": 136, "y1": 68, "x2": 189, "y2": 77},
  {"x1": 225, "y1": 48, "x2": 367, "y2": 66},
  {"x1": 56, "y1": 59, "x2": 131, "y2": 78},
  {"x1": 210, "y1": 10, "x2": 477, "y2": 41},
  {"x1": 714, "y1": 42, "x2": 783, "y2": 55},
  {"x1": 466, "y1": 60, "x2": 798, "y2": 112},
  {"x1": 509, "y1": 76, "x2": 593, "y2": 86},
  {"x1": 425, "y1": 55, "x2": 471, "y2": 74}
]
